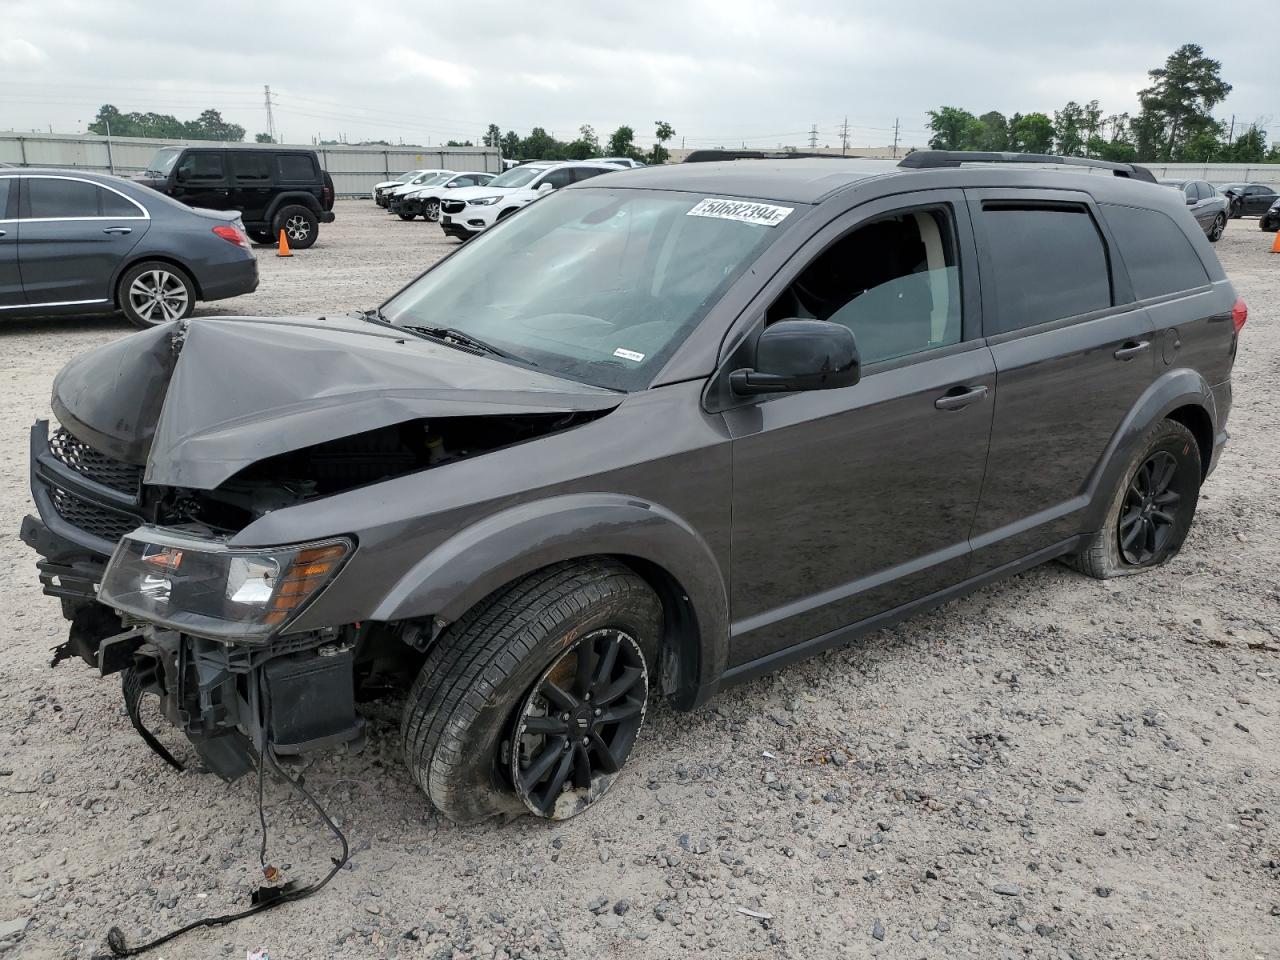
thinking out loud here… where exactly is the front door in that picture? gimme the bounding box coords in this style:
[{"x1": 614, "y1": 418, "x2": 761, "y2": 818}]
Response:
[
  {"x1": 170, "y1": 151, "x2": 231, "y2": 211},
  {"x1": 0, "y1": 177, "x2": 21, "y2": 307},
  {"x1": 16, "y1": 175, "x2": 148, "y2": 306},
  {"x1": 725, "y1": 191, "x2": 994, "y2": 666},
  {"x1": 964, "y1": 189, "x2": 1156, "y2": 573}
]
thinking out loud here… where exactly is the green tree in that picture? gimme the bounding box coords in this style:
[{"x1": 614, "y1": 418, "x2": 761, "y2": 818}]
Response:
[
  {"x1": 1054, "y1": 101, "x2": 1089, "y2": 156},
  {"x1": 520, "y1": 127, "x2": 561, "y2": 160},
  {"x1": 650, "y1": 120, "x2": 675, "y2": 164},
  {"x1": 1136, "y1": 44, "x2": 1232, "y2": 160},
  {"x1": 1225, "y1": 126, "x2": 1267, "y2": 162},
  {"x1": 445, "y1": 139, "x2": 474, "y2": 147},
  {"x1": 184, "y1": 108, "x2": 244, "y2": 142},
  {"x1": 483, "y1": 124, "x2": 502, "y2": 148},
  {"x1": 254, "y1": 132, "x2": 275, "y2": 143},
  {"x1": 1265, "y1": 142, "x2": 1280, "y2": 163},
  {"x1": 1009, "y1": 112, "x2": 1055, "y2": 153},
  {"x1": 562, "y1": 124, "x2": 600, "y2": 159},
  {"x1": 607, "y1": 125, "x2": 643, "y2": 161},
  {"x1": 972, "y1": 111, "x2": 1009, "y2": 151},
  {"x1": 500, "y1": 130, "x2": 520, "y2": 159},
  {"x1": 926, "y1": 106, "x2": 979, "y2": 150}
]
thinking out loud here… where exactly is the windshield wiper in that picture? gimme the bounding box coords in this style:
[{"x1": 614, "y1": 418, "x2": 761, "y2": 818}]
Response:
[{"x1": 405, "y1": 325, "x2": 533, "y2": 365}]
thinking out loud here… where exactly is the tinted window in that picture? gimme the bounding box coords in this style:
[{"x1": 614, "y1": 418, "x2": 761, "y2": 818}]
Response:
[
  {"x1": 1198, "y1": 182, "x2": 1216, "y2": 199},
  {"x1": 0, "y1": 178, "x2": 11, "y2": 218},
  {"x1": 571, "y1": 167, "x2": 609, "y2": 183},
  {"x1": 276, "y1": 155, "x2": 316, "y2": 181},
  {"x1": 26, "y1": 178, "x2": 105, "y2": 218},
  {"x1": 100, "y1": 187, "x2": 142, "y2": 217},
  {"x1": 176, "y1": 152, "x2": 225, "y2": 182},
  {"x1": 980, "y1": 205, "x2": 1111, "y2": 333},
  {"x1": 1102, "y1": 203, "x2": 1210, "y2": 299},
  {"x1": 538, "y1": 169, "x2": 575, "y2": 190},
  {"x1": 229, "y1": 152, "x2": 272, "y2": 182},
  {"x1": 767, "y1": 207, "x2": 963, "y2": 364}
]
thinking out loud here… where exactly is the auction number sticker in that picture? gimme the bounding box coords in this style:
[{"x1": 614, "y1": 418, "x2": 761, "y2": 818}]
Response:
[
  {"x1": 613, "y1": 348, "x2": 646, "y2": 362},
  {"x1": 687, "y1": 198, "x2": 793, "y2": 227}
]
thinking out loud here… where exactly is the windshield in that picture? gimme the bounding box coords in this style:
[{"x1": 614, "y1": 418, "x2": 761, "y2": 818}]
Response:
[
  {"x1": 486, "y1": 166, "x2": 548, "y2": 189},
  {"x1": 381, "y1": 188, "x2": 793, "y2": 391},
  {"x1": 145, "y1": 148, "x2": 181, "y2": 177},
  {"x1": 396, "y1": 170, "x2": 423, "y2": 182},
  {"x1": 417, "y1": 173, "x2": 452, "y2": 187}
]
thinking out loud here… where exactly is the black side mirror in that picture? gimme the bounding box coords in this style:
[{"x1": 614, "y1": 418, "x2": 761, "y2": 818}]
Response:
[{"x1": 731, "y1": 319, "x2": 860, "y2": 396}]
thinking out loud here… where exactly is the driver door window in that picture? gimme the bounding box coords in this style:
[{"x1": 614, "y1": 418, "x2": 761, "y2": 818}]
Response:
[
  {"x1": 176, "y1": 152, "x2": 225, "y2": 183},
  {"x1": 538, "y1": 169, "x2": 575, "y2": 191},
  {"x1": 766, "y1": 206, "x2": 962, "y2": 365}
]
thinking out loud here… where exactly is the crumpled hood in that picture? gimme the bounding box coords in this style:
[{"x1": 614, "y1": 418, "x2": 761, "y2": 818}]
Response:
[{"x1": 52, "y1": 314, "x2": 621, "y2": 491}]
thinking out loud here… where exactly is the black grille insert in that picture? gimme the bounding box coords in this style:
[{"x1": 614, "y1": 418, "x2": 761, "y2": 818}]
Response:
[
  {"x1": 49, "y1": 428, "x2": 143, "y2": 495},
  {"x1": 51, "y1": 486, "x2": 142, "y2": 543}
]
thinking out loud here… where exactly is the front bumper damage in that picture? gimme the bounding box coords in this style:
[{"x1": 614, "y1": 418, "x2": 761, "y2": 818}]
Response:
[{"x1": 103, "y1": 626, "x2": 365, "y2": 780}]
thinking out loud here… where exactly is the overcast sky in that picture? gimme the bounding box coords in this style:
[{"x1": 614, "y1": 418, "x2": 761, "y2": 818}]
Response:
[{"x1": 1, "y1": 0, "x2": 1275, "y2": 150}]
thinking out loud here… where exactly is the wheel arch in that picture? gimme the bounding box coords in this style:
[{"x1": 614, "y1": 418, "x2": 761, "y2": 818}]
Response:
[
  {"x1": 111, "y1": 254, "x2": 203, "y2": 305},
  {"x1": 265, "y1": 192, "x2": 323, "y2": 223},
  {"x1": 369, "y1": 493, "x2": 729, "y2": 711},
  {"x1": 1082, "y1": 368, "x2": 1219, "y2": 531}
]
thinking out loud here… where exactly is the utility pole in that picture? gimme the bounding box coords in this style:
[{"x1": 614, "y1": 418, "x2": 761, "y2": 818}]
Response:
[
  {"x1": 1228, "y1": 114, "x2": 1235, "y2": 143},
  {"x1": 808, "y1": 124, "x2": 818, "y2": 150},
  {"x1": 263, "y1": 85, "x2": 278, "y2": 143},
  {"x1": 892, "y1": 118, "x2": 901, "y2": 159},
  {"x1": 840, "y1": 116, "x2": 850, "y2": 156}
]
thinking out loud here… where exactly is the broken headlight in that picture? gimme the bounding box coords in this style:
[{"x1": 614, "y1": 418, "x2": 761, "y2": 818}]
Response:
[{"x1": 98, "y1": 528, "x2": 352, "y2": 642}]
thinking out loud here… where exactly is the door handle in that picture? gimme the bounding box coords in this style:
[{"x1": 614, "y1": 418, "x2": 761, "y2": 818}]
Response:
[
  {"x1": 0, "y1": 229, "x2": 6, "y2": 238},
  {"x1": 102, "y1": 226, "x2": 132, "y2": 235},
  {"x1": 934, "y1": 385, "x2": 989, "y2": 411},
  {"x1": 1113, "y1": 341, "x2": 1150, "y2": 361}
]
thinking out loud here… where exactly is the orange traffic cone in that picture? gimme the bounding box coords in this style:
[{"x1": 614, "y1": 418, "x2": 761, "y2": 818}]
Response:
[
  {"x1": 276, "y1": 228, "x2": 292, "y2": 258},
  {"x1": 1272, "y1": 229, "x2": 1280, "y2": 254}
]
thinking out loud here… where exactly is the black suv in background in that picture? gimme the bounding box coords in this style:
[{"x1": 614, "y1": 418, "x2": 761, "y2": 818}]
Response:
[{"x1": 139, "y1": 146, "x2": 336, "y2": 248}]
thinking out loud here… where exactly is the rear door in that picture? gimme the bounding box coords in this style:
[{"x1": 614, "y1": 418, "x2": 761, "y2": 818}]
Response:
[
  {"x1": 1245, "y1": 185, "x2": 1277, "y2": 216},
  {"x1": 170, "y1": 150, "x2": 231, "y2": 210},
  {"x1": 965, "y1": 189, "x2": 1155, "y2": 573},
  {"x1": 0, "y1": 177, "x2": 20, "y2": 307},
  {"x1": 226, "y1": 151, "x2": 273, "y2": 224},
  {"x1": 17, "y1": 175, "x2": 149, "y2": 306}
]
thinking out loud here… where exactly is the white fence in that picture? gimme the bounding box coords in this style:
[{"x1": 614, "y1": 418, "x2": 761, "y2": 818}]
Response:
[{"x1": 0, "y1": 132, "x2": 502, "y2": 197}]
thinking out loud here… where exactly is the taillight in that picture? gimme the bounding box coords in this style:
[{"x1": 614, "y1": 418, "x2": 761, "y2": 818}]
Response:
[
  {"x1": 323, "y1": 184, "x2": 333, "y2": 205},
  {"x1": 1232, "y1": 296, "x2": 1248, "y2": 335},
  {"x1": 212, "y1": 224, "x2": 250, "y2": 250}
]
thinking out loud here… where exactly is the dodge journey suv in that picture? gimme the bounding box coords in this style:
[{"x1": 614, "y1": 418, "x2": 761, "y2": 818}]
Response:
[{"x1": 23, "y1": 151, "x2": 1243, "y2": 824}]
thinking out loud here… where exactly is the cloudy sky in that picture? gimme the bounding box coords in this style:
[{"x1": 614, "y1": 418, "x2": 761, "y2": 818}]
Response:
[{"x1": 1, "y1": 0, "x2": 1274, "y2": 150}]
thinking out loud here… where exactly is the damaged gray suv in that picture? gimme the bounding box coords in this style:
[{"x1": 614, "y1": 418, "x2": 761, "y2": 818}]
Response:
[{"x1": 23, "y1": 152, "x2": 1243, "y2": 823}]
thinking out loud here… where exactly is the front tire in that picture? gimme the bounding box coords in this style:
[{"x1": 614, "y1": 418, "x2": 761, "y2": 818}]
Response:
[
  {"x1": 118, "y1": 261, "x2": 196, "y2": 330},
  {"x1": 272, "y1": 205, "x2": 319, "y2": 249},
  {"x1": 400, "y1": 560, "x2": 661, "y2": 824},
  {"x1": 398, "y1": 211, "x2": 416, "y2": 221},
  {"x1": 1065, "y1": 419, "x2": 1201, "y2": 579},
  {"x1": 423, "y1": 199, "x2": 441, "y2": 222}
]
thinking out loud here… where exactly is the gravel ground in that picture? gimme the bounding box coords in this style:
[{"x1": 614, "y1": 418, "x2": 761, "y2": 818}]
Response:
[{"x1": 1, "y1": 202, "x2": 1277, "y2": 960}]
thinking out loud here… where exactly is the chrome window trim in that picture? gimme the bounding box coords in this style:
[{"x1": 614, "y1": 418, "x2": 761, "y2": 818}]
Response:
[{"x1": 0, "y1": 173, "x2": 150, "y2": 221}]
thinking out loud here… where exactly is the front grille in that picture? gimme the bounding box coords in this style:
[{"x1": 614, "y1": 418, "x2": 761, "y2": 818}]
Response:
[
  {"x1": 49, "y1": 428, "x2": 143, "y2": 495},
  {"x1": 51, "y1": 486, "x2": 142, "y2": 543},
  {"x1": 442, "y1": 200, "x2": 465, "y2": 214}
]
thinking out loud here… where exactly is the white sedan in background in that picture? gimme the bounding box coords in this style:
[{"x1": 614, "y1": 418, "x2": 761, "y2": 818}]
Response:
[{"x1": 372, "y1": 169, "x2": 453, "y2": 206}]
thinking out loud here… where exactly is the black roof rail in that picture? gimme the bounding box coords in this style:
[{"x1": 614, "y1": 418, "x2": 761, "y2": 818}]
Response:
[
  {"x1": 898, "y1": 150, "x2": 1156, "y2": 183},
  {"x1": 683, "y1": 149, "x2": 859, "y2": 163}
]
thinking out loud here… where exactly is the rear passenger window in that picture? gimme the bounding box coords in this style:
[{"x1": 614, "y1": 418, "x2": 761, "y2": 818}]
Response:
[
  {"x1": 25, "y1": 178, "x2": 104, "y2": 218},
  {"x1": 230, "y1": 152, "x2": 272, "y2": 182},
  {"x1": 1102, "y1": 204, "x2": 1210, "y2": 299},
  {"x1": 767, "y1": 206, "x2": 962, "y2": 365},
  {"x1": 0, "y1": 179, "x2": 11, "y2": 217},
  {"x1": 276, "y1": 155, "x2": 316, "y2": 181},
  {"x1": 100, "y1": 188, "x2": 142, "y2": 218},
  {"x1": 572, "y1": 167, "x2": 608, "y2": 183},
  {"x1": 980, "y1": 204, "x2": 1111, "y2": 333}
]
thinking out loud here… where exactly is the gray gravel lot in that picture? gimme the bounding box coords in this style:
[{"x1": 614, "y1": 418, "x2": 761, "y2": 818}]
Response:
[{"x1": 0, "y1": 201, "x2": 1277, "y2": 960}]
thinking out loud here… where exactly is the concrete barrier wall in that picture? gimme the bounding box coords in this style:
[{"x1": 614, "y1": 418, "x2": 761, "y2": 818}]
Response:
[{"x1": 0, "y1": 132, "x2": 502, "y2": 197}]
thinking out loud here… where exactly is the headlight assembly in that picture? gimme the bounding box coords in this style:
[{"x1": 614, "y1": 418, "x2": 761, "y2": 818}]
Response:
[
  {"x1": 467, "y1": 196, "x2": 502, "y2": 206},
  {"x1": 98, "y1": 528, "x2": 353, "y2": 642}
]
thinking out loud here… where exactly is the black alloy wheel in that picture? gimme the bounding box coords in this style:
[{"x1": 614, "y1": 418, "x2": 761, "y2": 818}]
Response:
[
  {"x1": 1118, "y1": 450, "x2": 1181, "y2": 565},
  {"x1": 510, "y1": 628, "x2": 648, "y2": 819},
  {"x1": 1208, "y1": 213, "x2": 1226, "y2": 242}
]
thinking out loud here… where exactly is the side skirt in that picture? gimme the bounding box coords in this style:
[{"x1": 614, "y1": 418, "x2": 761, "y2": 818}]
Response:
[{"x1": 717, "y1": 535, "x2": 1087, "y2": 690}]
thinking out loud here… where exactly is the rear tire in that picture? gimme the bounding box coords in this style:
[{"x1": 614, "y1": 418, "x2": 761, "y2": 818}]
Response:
[
  {"x1": 117, "y1": 261, "x2": 196, "y2": 330},
  {"x1": 272, "y1": 205, "x2": 318, "y2": 249},
  {"x1": 400, "y1": 559, "x2": 661, "y2": 824},
  {"x1": 1065, "y1": 419, "x2": 1201, "y2": 579},
  {"x1": 398, "y1": 212, "x2": 416, "y2": 221}
]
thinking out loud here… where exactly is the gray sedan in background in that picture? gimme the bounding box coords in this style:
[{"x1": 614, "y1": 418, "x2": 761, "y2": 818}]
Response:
[
  {"x1": 1159, "y1": 178, "x2": 1229, "y2": 241},
  {"x1": 0, "y1": 169, "x2": 258, "y2": 328}
]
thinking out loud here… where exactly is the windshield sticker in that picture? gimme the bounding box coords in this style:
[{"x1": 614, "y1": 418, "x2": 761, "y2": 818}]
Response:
[
  {"x1": 613, "y1": 348, "x2": 645, "y2": 363},
  {"x1": 687, "y1": 198, "x2": 793, "y2": 227}
]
